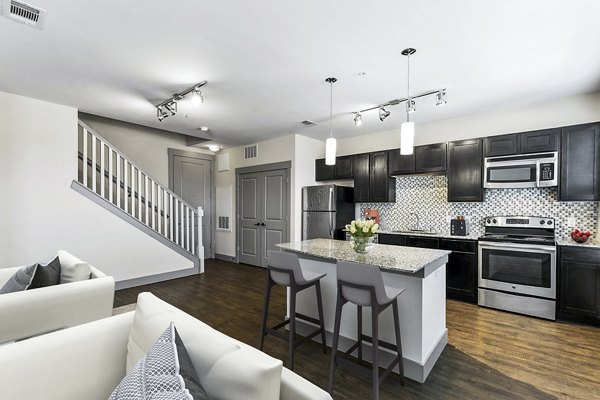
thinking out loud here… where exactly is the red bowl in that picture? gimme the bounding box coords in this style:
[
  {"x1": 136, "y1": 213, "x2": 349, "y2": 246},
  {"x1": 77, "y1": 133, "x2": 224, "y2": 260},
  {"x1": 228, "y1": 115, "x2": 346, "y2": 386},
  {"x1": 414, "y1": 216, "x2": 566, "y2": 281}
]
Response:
[{"x1": 571, "y1": 235, "x2": 590, "y2": 243}]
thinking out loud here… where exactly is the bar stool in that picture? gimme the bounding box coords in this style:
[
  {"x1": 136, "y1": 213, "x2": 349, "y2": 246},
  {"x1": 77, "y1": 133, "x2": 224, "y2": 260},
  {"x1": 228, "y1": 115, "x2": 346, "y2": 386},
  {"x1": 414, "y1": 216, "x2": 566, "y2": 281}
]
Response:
[
  {"x1": 328, "y1": 260, "x2": 405, "y2": 400},
  {"x1": 259, "y1": 250, "x2": 327, "y2": 371}
]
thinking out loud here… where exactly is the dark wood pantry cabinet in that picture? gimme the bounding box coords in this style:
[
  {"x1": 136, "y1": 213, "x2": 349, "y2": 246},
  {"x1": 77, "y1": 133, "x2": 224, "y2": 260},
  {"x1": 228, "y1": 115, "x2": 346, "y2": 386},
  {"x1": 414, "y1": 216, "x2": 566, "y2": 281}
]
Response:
[
  {"x1": 558, "y1": 246, "x2": 600, "y2": 326},
  {"x1": 559, "y1": 122, "x2": 600, "y2": 201},
  {"x1": 447, "y1": 139, "x2": 483, "y2": 202}
]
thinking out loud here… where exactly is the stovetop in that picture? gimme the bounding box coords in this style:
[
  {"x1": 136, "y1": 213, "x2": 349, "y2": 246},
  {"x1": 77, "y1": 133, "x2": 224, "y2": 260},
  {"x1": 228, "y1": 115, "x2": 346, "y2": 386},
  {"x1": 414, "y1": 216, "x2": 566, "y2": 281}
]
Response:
[
  {"x1": 480, "y1": 216, "x2": 557, "y2": 246},
  {"x1": 479, "y1": 234, "x2": 556, "y2": 246}
]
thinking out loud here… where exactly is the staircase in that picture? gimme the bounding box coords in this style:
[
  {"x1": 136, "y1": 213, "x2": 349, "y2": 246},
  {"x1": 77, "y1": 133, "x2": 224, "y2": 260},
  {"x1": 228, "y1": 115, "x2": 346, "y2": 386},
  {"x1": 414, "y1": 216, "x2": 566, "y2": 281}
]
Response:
[{"x1": 73, "y1": 120, "x2": 203, "y2": 267}]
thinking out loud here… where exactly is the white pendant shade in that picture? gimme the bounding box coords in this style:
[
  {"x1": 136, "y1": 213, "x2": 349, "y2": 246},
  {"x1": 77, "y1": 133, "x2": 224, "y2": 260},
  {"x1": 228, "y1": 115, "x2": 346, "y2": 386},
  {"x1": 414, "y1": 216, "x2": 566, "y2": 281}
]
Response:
[
  {"x1": 400, "y1": 122, "x2": 415, "y2": 155},
  {"x1": 325, "y1": 137, "x2": 337, "y2": 165}
]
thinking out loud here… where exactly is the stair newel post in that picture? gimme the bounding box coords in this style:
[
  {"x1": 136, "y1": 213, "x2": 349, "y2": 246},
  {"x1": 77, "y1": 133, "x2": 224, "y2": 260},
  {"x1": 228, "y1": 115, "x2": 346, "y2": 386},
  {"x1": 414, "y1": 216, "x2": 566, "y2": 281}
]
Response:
[{"x1": 197, "y1": 207, "x2": 204, "y2": 258}]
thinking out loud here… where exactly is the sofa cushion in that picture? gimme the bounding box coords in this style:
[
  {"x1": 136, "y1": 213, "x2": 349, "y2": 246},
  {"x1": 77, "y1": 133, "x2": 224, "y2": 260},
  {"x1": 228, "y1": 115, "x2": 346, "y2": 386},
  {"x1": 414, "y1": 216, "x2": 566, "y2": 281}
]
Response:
[
  {"x1": 57, "y1": 250, "x2": 92, "y2": 283},
  {"x1": 0, "y1": 264, "x2": 38, "y2": 294},
  {"x1": 29, "y1": 255, "x2": 61, "y2": 289},
  {"x1": 128, "y1": 293, "x2": 283, "y2": 400},
  {"x1": 110, "y1": 322, "x2": 208, "y2": 400}
]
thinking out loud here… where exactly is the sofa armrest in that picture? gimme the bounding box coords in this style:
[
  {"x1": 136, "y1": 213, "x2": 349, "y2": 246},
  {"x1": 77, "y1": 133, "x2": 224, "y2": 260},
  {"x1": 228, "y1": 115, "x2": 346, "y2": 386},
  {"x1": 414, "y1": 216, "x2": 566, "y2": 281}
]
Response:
[
  {"x1": 0, "y1": 274, "x2": 115, "y2": 343},
  {"x1": 0, "y1": 311, "x2": 134, "y2": 400},
  {"x1": 0, "y1": 267, "x2": 21, "y2": 287},
  {"x1": 280, "y1": 368, "x2": 333, "y2": 400}
]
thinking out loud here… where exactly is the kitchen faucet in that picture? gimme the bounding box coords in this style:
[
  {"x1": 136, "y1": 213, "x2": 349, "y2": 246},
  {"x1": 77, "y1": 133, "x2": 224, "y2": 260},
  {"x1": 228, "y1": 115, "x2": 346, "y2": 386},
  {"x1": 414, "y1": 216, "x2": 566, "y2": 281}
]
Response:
[{"x1": 410, "y1": 212, "x2": 420, "y2": 231}]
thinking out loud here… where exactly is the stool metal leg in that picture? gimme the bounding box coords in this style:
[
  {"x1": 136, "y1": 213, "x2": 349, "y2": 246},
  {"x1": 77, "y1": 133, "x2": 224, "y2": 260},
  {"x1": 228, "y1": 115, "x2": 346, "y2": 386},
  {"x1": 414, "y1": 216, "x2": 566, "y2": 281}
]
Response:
[
  {"x1": 259, "y1": 276, "x2": 274, "y2": 351},
  {"x1": 288, "y1": 287, "x2": 297, "y2": 371},
  {"x1": 392, "y1": 300, "x2": 405, "y2": 386},
  {"x1": 328, "y1": 290, "x2": 345, "y2": 395},
  {"x1": 357, "y1": 305, "x2": 362, "y2": 362},
  {"x1": 315, "y1": 281, "x2": 327, "y2": 354},
  {"x1": 372, "y1": 307, "x2": 380, "y2": 400}
]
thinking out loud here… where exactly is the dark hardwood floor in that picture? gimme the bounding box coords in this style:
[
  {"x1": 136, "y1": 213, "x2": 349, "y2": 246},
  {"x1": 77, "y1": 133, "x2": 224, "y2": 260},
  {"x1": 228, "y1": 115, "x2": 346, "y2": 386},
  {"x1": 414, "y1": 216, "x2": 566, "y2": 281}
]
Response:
[{"x1": 115, "y1": 259, "x2": 600, "y2": 400}]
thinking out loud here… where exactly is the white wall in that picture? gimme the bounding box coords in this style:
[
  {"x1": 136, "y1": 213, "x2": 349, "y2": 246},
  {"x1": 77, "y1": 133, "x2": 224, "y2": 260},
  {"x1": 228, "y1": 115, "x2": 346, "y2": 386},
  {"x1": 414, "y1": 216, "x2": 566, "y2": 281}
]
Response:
[
  {"x1": 0, "y1": 91, "x2": 193, "y2": 281},
  {"x1": 79, "y1": 113, "x2": 212, "y2": 188},
  {"x1": 337, "y1": 91, "x2": 600, "y2": 155}
]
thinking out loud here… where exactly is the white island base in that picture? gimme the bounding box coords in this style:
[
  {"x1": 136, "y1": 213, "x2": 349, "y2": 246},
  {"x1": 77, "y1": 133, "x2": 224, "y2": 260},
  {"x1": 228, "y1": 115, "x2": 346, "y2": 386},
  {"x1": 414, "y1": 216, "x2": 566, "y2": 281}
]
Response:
[{"x1": 290, "y1": 255, "x2": 447, "y2": 383}]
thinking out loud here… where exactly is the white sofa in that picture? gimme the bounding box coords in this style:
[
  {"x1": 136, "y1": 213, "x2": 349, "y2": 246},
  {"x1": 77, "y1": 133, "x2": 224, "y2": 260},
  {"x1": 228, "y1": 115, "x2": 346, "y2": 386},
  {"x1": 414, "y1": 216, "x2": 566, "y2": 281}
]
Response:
[
  {"x1": 0, "y1": 292, "x2": 332, "y2": 400},
  {"x1": 0, "y1": 250, "x2": 115, "y2": 344}
]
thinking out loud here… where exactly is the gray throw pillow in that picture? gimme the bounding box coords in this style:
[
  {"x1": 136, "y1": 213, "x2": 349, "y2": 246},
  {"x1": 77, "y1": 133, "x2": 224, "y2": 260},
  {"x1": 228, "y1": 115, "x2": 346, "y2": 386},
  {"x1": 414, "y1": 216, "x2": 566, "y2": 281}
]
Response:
[
  {"x1": 109, "y1": 322, "x2": 208, "y2": 400},
  {"x1": 29, "y1": 256, "x2": 61, "y2": 289},
  {"x1": 0, "y1": 264, "x2": 38, "y2": 294}
]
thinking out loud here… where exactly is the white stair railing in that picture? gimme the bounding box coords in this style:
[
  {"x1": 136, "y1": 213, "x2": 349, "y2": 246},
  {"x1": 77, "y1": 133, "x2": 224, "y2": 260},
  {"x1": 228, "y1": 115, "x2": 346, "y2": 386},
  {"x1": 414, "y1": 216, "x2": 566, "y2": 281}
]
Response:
[{"x1": 77, "y1": 120, "x2": 202, "y2": 257}]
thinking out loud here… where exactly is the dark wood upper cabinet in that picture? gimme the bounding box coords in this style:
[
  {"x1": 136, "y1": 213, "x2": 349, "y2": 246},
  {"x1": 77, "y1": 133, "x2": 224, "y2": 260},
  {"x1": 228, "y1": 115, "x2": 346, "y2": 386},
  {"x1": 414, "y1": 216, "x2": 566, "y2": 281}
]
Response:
[
  {"x1": 352, "y1": 153, "x2": 370, "y2": 202},
  {"x1": 315, "y1": 158, "x2": 335, "y2": 181},
  {"x1": 315, "y1": 155, "x2": 354, "y2": 181},
  {"x1": 559, "y1": 123, "x2": 600, "y2": 201},
  {"x1": 520, "y1": 128, "x2": 559, "y2": 154},
  {"x1": 415, "y1": 143, "x2": 447, "y2": 173},
  {"x1": 334, "y1": 155, "x2": 353, "y2": 179},
  {"x1": 447, "y1": 139, "x2": 483, "y2": 202},
  {"x1": 369, "y1": 151, "x2": 395, "y2": 202},
  {"x1": 484, "y1": 133, "x2": 519, "y2": 157},
  {"x1": 388, "y1": 149, "x2": 416, "y2": 175}
]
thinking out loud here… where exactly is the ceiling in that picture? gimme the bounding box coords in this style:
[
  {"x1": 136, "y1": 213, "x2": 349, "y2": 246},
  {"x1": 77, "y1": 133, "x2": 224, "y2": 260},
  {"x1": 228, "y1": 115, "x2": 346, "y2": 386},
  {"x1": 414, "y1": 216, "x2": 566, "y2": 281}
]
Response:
[{"x1": 1, "y1": 0, "x2": 600, "y2": 147}]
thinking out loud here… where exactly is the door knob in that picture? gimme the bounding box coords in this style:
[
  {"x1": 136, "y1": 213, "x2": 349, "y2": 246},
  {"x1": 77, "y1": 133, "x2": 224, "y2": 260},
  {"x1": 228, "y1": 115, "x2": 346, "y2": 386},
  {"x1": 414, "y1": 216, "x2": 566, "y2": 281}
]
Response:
[{"x1": 260, "y1": 222, "x2": 266, "y2": 227}]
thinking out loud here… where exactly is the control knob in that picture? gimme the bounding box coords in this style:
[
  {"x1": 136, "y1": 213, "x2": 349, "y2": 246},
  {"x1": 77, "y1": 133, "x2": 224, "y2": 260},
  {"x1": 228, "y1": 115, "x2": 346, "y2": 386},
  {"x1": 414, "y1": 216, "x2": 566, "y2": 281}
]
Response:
[
  {"x1": 540, "y1": 220, "x2": 545, "y2": 225},
  {"x1": 492, "y1": 219, "x2": 497, "y2": 224}
]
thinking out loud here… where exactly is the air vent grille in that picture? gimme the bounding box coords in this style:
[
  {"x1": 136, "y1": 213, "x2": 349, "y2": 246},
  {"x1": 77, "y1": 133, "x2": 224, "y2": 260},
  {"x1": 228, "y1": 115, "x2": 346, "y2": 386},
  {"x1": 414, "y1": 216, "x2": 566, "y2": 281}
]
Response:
[
  {"x1": 3, "y1": 0, "x2": 46, "y2": 29},
  {"x1": 244, "y1": 145, "x2": 257, "y2": 159},
  {"x1": 218, "y1": 216, "x2": 230, "y2": 231},
  {"x1": 301, "y1": 120, "x2": 317, "y2": 126}
]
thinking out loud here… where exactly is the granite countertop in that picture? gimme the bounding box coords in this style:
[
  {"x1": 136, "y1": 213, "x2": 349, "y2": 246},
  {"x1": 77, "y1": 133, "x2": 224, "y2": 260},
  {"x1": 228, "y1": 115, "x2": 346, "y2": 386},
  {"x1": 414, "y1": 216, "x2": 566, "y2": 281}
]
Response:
[
  {"x1": 556, "y1": 238, "x2": 600, "y2": 248},
  {"x1": 276, "y1": 238, "x2": 450, "y2": 275},
  {"x1": 378, "y1": 230, "x2": 481, "y2": 240}
]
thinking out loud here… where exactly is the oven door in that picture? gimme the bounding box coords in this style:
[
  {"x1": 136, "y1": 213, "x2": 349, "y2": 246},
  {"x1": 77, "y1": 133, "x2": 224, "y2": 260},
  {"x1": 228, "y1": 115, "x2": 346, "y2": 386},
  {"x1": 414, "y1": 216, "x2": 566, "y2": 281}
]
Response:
[
  {"x1": 478, "y1": 241, "x2": 556, "y2": 299},
  {"x1": 484, "y1": 159, "x2": 538, "y2": 189}
]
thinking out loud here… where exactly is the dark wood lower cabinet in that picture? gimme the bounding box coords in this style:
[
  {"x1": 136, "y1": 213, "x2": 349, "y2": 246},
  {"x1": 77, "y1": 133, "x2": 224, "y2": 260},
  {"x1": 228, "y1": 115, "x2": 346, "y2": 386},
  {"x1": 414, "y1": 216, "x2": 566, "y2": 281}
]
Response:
[
  {"x1": 558, "y1": 246, "x2": 600, "y2": 326},
  {"x1": 377, "y1": 233, "x2": 407, "y2": 246}
]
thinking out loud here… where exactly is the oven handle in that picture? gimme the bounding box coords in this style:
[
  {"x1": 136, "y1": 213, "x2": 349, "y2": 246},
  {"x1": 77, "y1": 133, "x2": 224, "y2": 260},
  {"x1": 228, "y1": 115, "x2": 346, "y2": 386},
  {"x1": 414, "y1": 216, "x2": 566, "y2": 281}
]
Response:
[{"x1": 478, "y1": 241, "x2": 556, "y2": 253}]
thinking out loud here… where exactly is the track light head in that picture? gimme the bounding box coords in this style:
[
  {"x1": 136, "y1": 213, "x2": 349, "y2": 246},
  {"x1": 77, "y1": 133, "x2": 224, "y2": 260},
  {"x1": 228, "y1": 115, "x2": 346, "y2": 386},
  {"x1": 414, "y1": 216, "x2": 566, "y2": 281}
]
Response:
[
  {"x1": 354, "y1": 113, "x2": 362, "y2": 127},
  {"x1": 406, "y1": 99, "x2": 416, "y2": 114},
  {"x1": 436, "y1": 90, "x2": 447, "y2": 106},
  {"x1": 191, "y1": 89, "x2": 204, "y2": 106},
  {"x1": 157, "y1": 105, "x2": 169, "y2": 122},
  {"x1": 165, "y1": 101, "x2": 177, "y2": 116},
  {"x1": 379, "y1": 107, "x2": 390, "y2": 121}
]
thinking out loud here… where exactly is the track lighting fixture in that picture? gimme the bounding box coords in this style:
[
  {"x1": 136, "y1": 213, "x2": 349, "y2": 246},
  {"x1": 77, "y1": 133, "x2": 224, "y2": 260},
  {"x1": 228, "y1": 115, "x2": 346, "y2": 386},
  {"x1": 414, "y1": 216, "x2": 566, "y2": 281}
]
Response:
[
  {"x1": 325, "y1": 77, "x2": 337, "y2": 166},
  {"x1": 155, "y1": 81, "x2": 207, "y2": 122},
  {"x1": 406, "y1": 99, "x2": 416, "y2": 114},
  {"x1": 353, "y1": 112, "x2": 363, "y2": 127},
  {"x1": 379, "y1": 107, "x2": 390, "y2": 121},
  {"x1": 436, "y1": 90, "x2": 447, "y2": 106}
]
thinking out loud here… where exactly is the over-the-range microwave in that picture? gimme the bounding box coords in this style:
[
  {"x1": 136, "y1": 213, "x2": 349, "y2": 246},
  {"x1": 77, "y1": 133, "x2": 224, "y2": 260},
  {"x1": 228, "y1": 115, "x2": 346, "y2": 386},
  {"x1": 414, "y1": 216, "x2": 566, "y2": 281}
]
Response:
[{"x1": 484, "y1": 151, "x2": 558, "y2": 189}]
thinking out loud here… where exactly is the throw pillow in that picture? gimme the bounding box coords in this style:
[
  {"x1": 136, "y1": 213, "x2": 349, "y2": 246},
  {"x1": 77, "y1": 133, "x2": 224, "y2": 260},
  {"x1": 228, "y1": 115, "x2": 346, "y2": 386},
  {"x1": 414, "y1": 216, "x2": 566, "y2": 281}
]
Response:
[
  {"x1": 110, "y1": 322, "x2": 208, "y2": 400},
  {"x1": 29, "y1": 255, "x2": 61, "y2": 289},
  {"x1": 0, "y1": 264, "x2": 38, "y2": 294},
  {"x1": 57, "y1": 250, "x2": 92, "y2": 283}
]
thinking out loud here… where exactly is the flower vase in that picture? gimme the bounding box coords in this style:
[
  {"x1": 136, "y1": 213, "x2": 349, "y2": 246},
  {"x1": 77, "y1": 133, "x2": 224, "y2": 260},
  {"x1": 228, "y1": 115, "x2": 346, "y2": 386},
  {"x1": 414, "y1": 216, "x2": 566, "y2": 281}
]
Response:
[{"x1": 351, "y1": 236, "x2": 373, "y2": 254}]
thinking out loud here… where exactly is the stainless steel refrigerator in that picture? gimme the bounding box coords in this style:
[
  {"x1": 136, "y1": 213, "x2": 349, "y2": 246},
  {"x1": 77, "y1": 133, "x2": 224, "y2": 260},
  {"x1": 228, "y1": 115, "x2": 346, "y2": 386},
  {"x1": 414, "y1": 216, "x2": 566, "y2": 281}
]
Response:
[{"x1": 302, "y1": 185, "x2": 355, "y2": 240}]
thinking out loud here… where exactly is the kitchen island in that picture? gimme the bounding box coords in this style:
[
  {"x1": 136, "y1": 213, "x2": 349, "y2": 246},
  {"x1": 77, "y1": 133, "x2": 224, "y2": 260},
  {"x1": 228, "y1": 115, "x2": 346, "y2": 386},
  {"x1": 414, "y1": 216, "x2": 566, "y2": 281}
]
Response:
[{"x1": 276, "y1": 238, "x2": 450, "y2": 383}]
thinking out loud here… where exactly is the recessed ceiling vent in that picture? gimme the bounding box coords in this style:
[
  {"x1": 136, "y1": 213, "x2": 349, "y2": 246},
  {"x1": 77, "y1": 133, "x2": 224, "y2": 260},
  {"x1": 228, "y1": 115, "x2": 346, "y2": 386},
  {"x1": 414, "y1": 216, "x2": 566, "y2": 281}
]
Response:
[
  {"x1": 244, "y1": 145, "x2": 257, "y2": 160},
  {"x1": 2, "y1": 0, "x2": 46, "y2": 29},
  {"x1": 301, "y1": 120, "x2": 317, "y2": 126}
]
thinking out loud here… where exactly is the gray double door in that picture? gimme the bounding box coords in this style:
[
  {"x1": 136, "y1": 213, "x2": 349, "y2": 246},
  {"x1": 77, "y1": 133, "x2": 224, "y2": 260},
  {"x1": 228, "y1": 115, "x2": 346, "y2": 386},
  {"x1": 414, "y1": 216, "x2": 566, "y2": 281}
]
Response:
[{"x1": 238, "y1": 168, "x2": 288, "y2": 267}]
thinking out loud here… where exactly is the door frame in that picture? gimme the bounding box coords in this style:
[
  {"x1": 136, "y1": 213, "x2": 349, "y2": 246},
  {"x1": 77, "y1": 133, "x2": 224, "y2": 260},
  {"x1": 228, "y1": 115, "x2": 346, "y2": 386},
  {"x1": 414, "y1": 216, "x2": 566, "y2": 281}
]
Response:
[
  {"x1": 235, "y1": 161, "x2": 291, "y2": 264},
  {"x1": 167, "y1": 148, "x2": 216, "y2": 259}
]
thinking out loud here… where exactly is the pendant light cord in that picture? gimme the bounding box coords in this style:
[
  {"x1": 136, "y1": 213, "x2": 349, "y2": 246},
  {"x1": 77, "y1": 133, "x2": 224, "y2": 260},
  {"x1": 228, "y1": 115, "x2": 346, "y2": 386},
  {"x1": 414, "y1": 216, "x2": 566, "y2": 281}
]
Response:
[
  {"x1": 406, "y1": 54, "x2": 411, "y2": 123},
  {"x1": 329, "y1": 81, "x2": 333, "y2": 138}
]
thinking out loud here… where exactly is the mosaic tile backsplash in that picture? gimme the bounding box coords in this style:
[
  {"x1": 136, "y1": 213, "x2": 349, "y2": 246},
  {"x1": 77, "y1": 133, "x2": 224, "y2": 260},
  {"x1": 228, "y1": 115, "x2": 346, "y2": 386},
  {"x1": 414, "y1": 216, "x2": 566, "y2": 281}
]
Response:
[{"x1": 359, "y1": 176, "x2": 599, "y2": 240}]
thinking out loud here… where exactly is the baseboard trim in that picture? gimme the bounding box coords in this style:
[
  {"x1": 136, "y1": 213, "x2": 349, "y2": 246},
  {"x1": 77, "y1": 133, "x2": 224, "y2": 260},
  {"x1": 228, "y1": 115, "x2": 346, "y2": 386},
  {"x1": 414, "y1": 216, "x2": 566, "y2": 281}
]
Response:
[
  {"x1": 115, "y1": 263, "x2": 200, "y2": 290},
  {"x1": 215, "y1": 253, "x2": 236, "y2": 262}
]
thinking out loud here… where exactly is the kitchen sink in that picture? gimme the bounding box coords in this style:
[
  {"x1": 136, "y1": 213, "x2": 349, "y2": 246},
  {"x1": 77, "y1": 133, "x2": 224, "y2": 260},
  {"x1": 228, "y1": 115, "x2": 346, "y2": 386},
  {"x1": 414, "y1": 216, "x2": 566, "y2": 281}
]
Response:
[{"x1": 392, "y1": 229, "x2": 438, "y2": 235}]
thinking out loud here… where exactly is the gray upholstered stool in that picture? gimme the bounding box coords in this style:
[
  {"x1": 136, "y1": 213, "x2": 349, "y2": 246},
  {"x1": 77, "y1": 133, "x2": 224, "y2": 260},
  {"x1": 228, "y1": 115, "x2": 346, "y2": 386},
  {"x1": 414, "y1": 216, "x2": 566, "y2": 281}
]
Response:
[
  {"x1": 259, "y1": 250, "x2": 327, "y2": 371},
  {"x1": 328, "y1": 260, "x2": 405, "y2": 400}
]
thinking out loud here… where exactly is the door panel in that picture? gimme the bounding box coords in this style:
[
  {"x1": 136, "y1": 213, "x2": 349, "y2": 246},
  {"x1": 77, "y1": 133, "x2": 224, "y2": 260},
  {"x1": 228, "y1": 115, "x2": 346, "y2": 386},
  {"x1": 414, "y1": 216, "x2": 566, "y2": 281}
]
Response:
[
  {"x1": 171, "y1": 154, "x2": 212, "y2": 259},
  {"x1": 261, "y1": 169, "x2": 288, "y2": 267},
  {"x1": 238, "y1": 173, "x2": 262, "y2": 266}
]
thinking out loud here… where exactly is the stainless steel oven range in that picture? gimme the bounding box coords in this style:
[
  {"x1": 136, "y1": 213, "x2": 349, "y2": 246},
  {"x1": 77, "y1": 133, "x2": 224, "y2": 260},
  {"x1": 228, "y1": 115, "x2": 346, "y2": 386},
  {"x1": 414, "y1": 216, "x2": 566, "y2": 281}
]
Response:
[{"x1": 478, "y1": 216, "x2": 557, "y2": 320}]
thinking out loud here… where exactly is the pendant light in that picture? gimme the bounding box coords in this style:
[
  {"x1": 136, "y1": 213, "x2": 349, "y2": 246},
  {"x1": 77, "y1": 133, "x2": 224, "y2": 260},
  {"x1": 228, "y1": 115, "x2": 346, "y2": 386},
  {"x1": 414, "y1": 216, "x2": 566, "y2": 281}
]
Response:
[
  {"x1": 325, "y1": 77, "x2": 337, "y2": 166},
  {"x1": 400, "y1": 48, "x2": 416, "y2": 155}
]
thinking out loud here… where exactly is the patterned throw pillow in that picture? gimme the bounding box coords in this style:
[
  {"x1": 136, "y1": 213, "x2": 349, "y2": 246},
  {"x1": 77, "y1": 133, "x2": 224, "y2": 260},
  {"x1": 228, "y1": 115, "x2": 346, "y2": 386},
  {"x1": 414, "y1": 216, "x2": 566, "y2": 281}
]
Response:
[
  {"x1": 0, "y1": 264, "x2": 38, "y2": 294},
  {"x1": 109, "y1": 322, "x2": 208, "y2": 400},
  {"x1": 29, "y1": 255, "x2": 61, "y2": 289}
]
